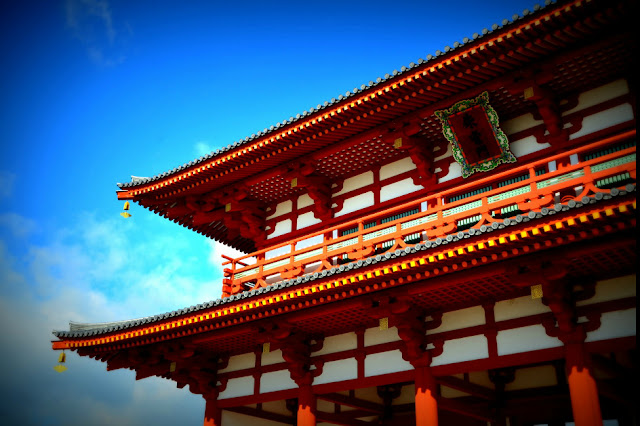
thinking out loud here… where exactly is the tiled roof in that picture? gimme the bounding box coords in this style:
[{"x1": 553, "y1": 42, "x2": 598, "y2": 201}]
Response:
[
  {"x1": 116, "y1": 2, "x2": 553, "y2": 190},
  {"x1": 53, "y1": 183, "x2": 636, "y2": 339}
]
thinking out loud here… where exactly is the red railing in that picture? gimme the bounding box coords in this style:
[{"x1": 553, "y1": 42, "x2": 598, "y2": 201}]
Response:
[{"x1": 222, "y1": 130, "x2": 636, "y2": 297}]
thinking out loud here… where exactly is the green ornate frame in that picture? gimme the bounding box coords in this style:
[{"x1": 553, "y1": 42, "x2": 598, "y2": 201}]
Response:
[{"x1": 435, "y1": 92, "x2": 516, "y2": 178}]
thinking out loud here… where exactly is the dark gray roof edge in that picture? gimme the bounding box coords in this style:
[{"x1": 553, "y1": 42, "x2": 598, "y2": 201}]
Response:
[
  {"x1": 117, "y1": 1, "x2": 554, "y2": 189},
  {"x1": 53, "y1": 182, "x2": 632, "y2": 340}
]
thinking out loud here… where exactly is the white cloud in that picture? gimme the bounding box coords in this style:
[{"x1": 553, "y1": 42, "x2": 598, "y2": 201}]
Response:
[
  {"x1": 0, "y1": 210, "x2": 222, "y2": 425},
  {"x1": 194, "y1": 141, "x2": 214, "y2": 157},
  {"x1": 65, "y1": 0, "x2": 130, "y2": 67}
]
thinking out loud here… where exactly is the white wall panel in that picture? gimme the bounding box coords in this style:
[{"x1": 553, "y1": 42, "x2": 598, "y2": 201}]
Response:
[
  {"x1": 333, "y1": 171, "x2": 374, "y2": 196},
  {"x1": 365, "y1": 349, "x2": 413, "y2": 376},
  {"x1": 297, "y1": 211, "x2": 322, "y2": 229},
  {"x1": 501, "y1": 113, "x2": 543, "y2": 135},
  {"x1": 334, "y1": 191, "x2": 375, "y2": 217},
  {"x1": 364, "y1": 326, "x2": 400, "y2": 346},
  {"x1": 380, "y1": 157, "x2": 416, "y2": 180},
  {"x1": 260, "y1": 369, "x2": 296, "y2": 393},
  {"x1": 267, "y1": 219, "x2": 292, "y2": 239},
  {"x1": 586, "y1": 308, "x2": 636, "y2": 342},
  {"x1": 431, "y1": 306, "x2": 485, "y2": 334},
  {"x1": 569, "y1": 103, "x2": 634, "y2": 140},
  {"x1": 219, "y1": 352, "x2": 255, "y2": 373},
  {"x1": 314, "y1": 359, "x2": 358, "y2": 385},
  {"x1": 380, "y1": 178, "x2": 422, "y2": 202},
  {"x1": 577, "y1": 274, "x2": 636, "y2": 306},
  {"x1": 297, "y1": 193, "x2": 314, "y2": 209},
  {"x1": 266, "y1": 200, "x2": 292, "y2": 220},
  {"x1": 562, "y1": 79, "x2": 629, "y2": 116},
  {"x1": 431, "y1": 335, "x2": 488, "y2": 366},
  {"x1": 218, "y1": 376, "x2": 254, "y2": 399},
  {"x1": 497, "y1": 325, "x2": 562, "y2": 356},
  {"x1": 313, "y1": 332, "x2": 357, "y2": 356},
  {"x1": 261, "y1": 349, "x2": 284, "y2": 366},
  {"x1": 494, "y1": 295, "x2": 550, "y2": 321},
  {"x1": 510, "y1": 135, "x2": 551, "y2": 158}
]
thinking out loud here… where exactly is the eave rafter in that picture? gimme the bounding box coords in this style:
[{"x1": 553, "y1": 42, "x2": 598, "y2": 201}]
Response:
[
  {"x1": 116, "y1": 0, "x2": 630, "y2": 204},
  {"x1": 52, "y1": 191, "x2": 637, "y2": 354}
]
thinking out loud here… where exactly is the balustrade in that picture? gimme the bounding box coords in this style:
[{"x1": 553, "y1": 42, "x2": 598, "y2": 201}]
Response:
[{"x1": 222, "y1": 131, "x2": 636, "y2": 297}]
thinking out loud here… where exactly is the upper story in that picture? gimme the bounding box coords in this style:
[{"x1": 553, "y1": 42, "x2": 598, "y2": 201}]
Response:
[{"x1": 116, "y1": 0, "x2": 636, "y2": 298}]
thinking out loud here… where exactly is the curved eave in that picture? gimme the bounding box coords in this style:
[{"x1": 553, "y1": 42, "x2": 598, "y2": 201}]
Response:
[
  {"x1": 116, "y1": 0, "x2": 626, "y2": 203},
  {"x1": 52, "y1": 187, "x2": 637, "y2": 352}
]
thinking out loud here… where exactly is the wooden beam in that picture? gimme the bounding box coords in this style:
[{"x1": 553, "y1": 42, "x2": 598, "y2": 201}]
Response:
[
  {"x1": 437, "y1": 397, "x2": 493, "y2": 422},
  {"x1": 316, "y1": 410, "x2": 375, "y2": 426},
  {"x1": 317, "y1": 392, "x2": 384, "y2": 414},
  {"x1": 437, "y1": 376, "x2": 495, "y2": 400},
  {"x1": 225, "y1": 406, "x2": 294, "y2": 425}
]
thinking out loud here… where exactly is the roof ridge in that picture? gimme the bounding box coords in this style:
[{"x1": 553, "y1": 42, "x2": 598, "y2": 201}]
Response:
[{"x1": 118, "y1": 1, "x2": 554, "y2": 189}]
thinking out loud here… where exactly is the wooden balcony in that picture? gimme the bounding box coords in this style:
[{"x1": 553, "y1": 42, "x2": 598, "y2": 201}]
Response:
[{"x1": 221, "y1": 130, "x2": 636, "y2": 297}]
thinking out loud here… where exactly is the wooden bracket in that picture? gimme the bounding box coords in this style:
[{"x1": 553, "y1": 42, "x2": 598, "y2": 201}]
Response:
[{"x1": 285, "y1": 161, "x2": 334, "y2": 221}]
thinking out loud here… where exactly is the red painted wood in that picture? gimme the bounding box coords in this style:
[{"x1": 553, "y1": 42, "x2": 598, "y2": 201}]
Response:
[
  {"x1": 566, "y1": 342, "x2": 603, "y2": 426},
  {"x1": 298, "y1": 383, "x2": 317, "y2": 426},
  {"x1": 414, "y1": 366, "x2": 439, "y2": 426},
  {"x1": 203, "y1": 397, "x2": 221, "y2": 426}
]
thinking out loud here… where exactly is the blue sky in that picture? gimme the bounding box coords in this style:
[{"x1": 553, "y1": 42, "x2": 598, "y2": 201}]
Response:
[{"x1": 1, "y1": 0, "x2": 538, "y2": 424}]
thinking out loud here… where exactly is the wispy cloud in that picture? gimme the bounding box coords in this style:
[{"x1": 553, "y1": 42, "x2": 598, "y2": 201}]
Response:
[
  {"x1": 0, "y1": 209, "x2": 223, "y2": 424},
  {"x1": 194, "y1": 141, "x2": 214, "y2": 157},
  {"x1": 65, "y1": 0, "x2": 130, "y2": 67}
]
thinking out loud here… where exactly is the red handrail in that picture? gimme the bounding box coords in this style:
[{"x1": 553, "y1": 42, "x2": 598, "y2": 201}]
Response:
[{"x1": 222, "y1": 130, "x2": 636, "y2": 297}]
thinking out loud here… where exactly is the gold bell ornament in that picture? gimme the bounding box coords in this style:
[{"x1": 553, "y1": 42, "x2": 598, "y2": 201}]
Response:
[
  {"x1": 53, "y1": 351, "x2": 67, "y2": 373},
  {"x1": 120, "y1": 201, "x2": 132, "y2": 218}
]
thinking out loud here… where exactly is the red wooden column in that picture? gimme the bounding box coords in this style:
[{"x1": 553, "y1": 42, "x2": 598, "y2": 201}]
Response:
[
  {"x1": 414, "y1": 365, "x2": 438, "y2": 426},
  {"x1": 565, "y1": 340, "x2": 602, "y2": 426},
  {"x1": 297, "y1": 382, "x2": 317, "y2": 426},
  {"x1": 203, "y1": 391, "x2": 221, "y2": 426}
]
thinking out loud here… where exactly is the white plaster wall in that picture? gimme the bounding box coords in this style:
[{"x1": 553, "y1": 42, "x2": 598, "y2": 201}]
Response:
[
  {"x1": 431, "y1": 335, "x2": 489, "y2": 366},
  {"x1": 430, "y1": 306, "x2": 486, "y2": 334},
  {"x1": 334, "y1": 191, "x2": 375, "y2": 217},
  {"x1": 510, "y1": 135, "x2": 551, "y2": 158},
  {"x1": 365, "y1": 349, "x2": 413, "y2": 376},
  {"x1": 297, "y1": 193, "x2": 314, "y2": 209},
  {"x1": 222, "y1": 410, "x2": 286, "y2": 426},
  {"x1": 569, "y1": 103, "x2": 634, "y2": 140},
  {"x1": 261, "y1": 349, "x2": 285, "y2": 366},
  {"x1": 219, "y1": 352, "x2": 256, "y2": 373},
  {"x1": 260, "y1": 369, "x2": 296, "y2": 393},
  {"x1": 562, "y1": 79, "x2": 629, "y2": 116},
  {"x1": 297, "y1": 211, "x2": 322, "y2": 229},
  {"x1": 501, "y1": 113, "x2": 544, "y2": 135},
  {"x1": 494, "y1": 295, "x2": 550, "y2": 321},
  {"x1": 313, "y1": 332, "x2": 357, "y2": 356},
  {"x1": 266, "y1": 200, "x2": 292, "y2": 220},
  {"x1": 577, "y1": 274, "x2": 636, "y2": 306},
  {"x1": 364, "y1": 326, "x2": 400, "y2": 346},
  {"x1": 380, "y1": 178, "x2": 422, "y2": 202},
  {"x1": 586, "y1": 308, "x2": 636, "y2": 342},
  {"x1": 267, "y1": 219, "x2": 292, "y2": 239},
  {"x1": 218, "y1": 376, "x2": 254, "y2": 399},
  {"x1": 438, "y1": 161, "x2": 461, "y2": 183},
  {"x1": 497, "y1": 324, "x2": 562, "y2": 356},
  {"x1": 333, "y1": 171, "x2": 374, "y2": 196},
  {"x1": 380, "y1": 157, "x2": 416, "y2": 180},
  {"x1": 314, "y1": 359, "x2": 358, "y2": 385}
]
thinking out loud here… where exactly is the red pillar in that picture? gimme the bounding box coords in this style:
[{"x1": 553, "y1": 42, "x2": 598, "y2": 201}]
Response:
[
  {"x1": 565, "y1": 342, "x2": 602, "y2": 426},
  {"x1": 414, "y1": 366, "x2": 438, "y2": 426},
  {"x1": 203, "y1": 395, "x2": 221, "y2": 426},
  {"x1": 297, "y1": 383, "x2": 316, "y2": 426}
]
